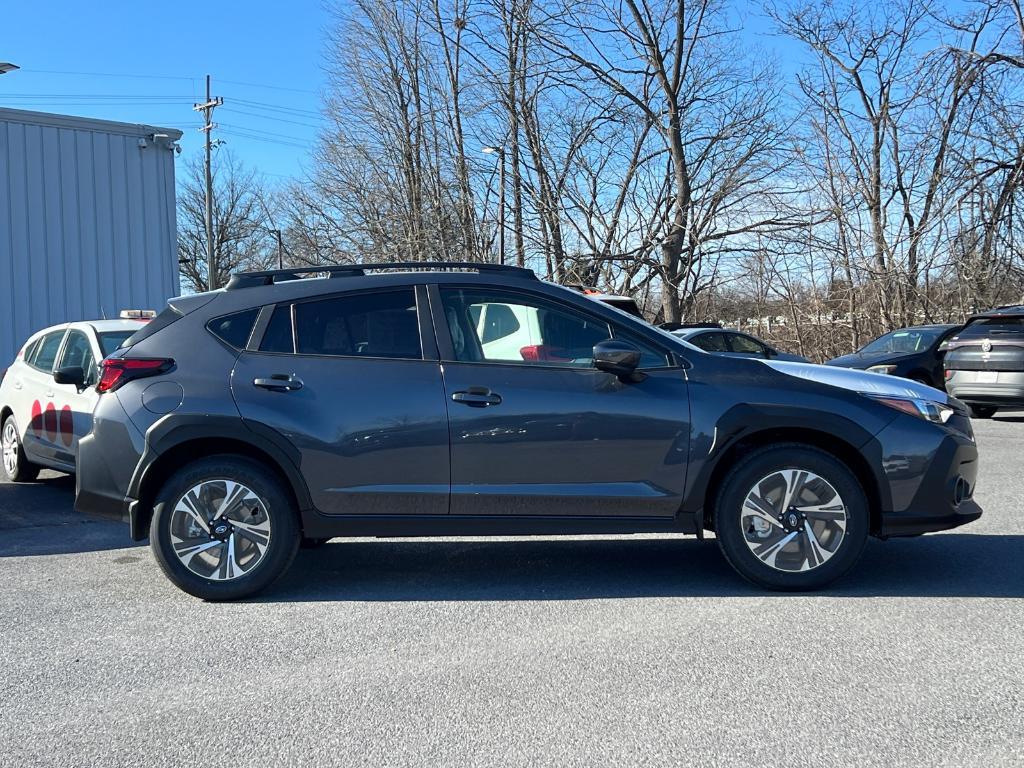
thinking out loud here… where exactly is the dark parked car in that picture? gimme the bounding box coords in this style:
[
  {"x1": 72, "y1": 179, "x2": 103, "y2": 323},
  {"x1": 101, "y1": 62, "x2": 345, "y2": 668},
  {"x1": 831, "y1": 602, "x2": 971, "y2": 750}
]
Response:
[
  {"x1": 671, "y1": 327, "x2": 809, "y2": 362},
  {"x1": 945, "y1": 306, "x2": 1024, "y2": 418},
  {"x1": 825, "y1": 324, "x2": 962, "y2": 389},
  {"x1": 75, "y1": 263, "x2": 981, "y2": 600}
]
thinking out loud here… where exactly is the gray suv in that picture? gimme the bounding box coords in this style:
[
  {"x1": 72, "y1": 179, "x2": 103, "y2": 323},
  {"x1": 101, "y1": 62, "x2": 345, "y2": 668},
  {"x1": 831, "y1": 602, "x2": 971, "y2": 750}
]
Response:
[
  {"x1": 75, "y1": 263, "x2": 981, "y2": 599},
  {"x1": 945, "y1": 306, "x2": 1024, "y2": 418}
]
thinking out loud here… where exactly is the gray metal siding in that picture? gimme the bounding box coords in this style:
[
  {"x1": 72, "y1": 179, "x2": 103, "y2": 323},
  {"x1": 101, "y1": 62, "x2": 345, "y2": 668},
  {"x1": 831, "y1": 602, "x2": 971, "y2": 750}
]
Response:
[{"x1": 0, "y1": 109, "x2": 181, "y2": 366}]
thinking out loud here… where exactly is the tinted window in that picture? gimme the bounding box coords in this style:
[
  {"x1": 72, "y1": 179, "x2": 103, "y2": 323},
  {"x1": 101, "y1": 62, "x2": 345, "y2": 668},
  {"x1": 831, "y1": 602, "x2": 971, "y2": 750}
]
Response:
[
  {"x1": 58, "y1": 331, "x2": 95, "y2": 374},
  {"x1": 442, "y1": 288, "x2": 611, "y2": 367},
  {"x1": 294, "y1": 289, "x2": 421, "y2": 359},
  {"x1": 958, "y1": 318, "x2": 1024, "y2": 339},
  {"x1": 121, "y1": 305, "x2": 182, "y2": 349},
  {"x1": 691, "y1": 332, "x2": 728, "y2": 352},
  {"x1": 728, "y1": 333, "x2": 766, "y2": 355},
  {"x1": 98, "y1": 332, "x2": 134, "y2": 356},
  {"x1": 208, "y1": 308, "x2": 260, "y2": 349},
  {"x1": 260, "y1": 305, "x2": 294, "y2": 353},
  {"x1": 30, "y1": 331, "x2": 66, "y2": 372}
]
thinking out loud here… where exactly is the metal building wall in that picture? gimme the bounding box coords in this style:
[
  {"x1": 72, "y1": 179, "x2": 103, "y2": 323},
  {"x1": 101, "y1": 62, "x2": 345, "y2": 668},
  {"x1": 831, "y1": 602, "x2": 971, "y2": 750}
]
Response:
[{"x1": 0, "y1": 108, "x2": 181, "y2": 365}]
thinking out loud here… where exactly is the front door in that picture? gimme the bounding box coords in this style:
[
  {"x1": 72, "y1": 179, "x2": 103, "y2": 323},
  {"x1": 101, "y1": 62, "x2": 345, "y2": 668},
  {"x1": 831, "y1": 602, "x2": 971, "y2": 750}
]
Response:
[
  {"x1": 436, "y1": 286, "x2": 691, "y2": 518},
  {"x1": 231, "y1": 287, "x2": 450, "y2": 516},
  {"x1": 51, "y1": 329, "x2": 99, "y2": 464}
]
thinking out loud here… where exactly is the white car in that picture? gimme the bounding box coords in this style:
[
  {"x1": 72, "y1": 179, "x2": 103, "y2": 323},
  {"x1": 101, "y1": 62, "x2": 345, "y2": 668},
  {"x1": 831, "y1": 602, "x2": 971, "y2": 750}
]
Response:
[{"x1": 0, "y1": 314, "x2": 151, "y2": 480}]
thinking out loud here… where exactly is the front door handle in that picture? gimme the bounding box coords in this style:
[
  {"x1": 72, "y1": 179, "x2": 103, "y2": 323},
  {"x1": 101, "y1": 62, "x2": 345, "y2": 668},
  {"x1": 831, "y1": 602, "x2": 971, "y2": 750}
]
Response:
[
  {"x1": 254, "y1": 374, "x2": 304, "y2": 392},
  {"x1": 451, "y1": 387, "x2": 502, "y2": 407}
]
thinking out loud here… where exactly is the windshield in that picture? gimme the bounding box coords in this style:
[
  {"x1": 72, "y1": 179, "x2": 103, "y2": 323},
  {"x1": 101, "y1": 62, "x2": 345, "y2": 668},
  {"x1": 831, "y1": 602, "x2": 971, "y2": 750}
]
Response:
[
  {"x1": 859, "y1": 328, "x2": 944, "y2": 355},
  {"x1": 99, "y1": 331, "x2": 135, "y2": 356}
]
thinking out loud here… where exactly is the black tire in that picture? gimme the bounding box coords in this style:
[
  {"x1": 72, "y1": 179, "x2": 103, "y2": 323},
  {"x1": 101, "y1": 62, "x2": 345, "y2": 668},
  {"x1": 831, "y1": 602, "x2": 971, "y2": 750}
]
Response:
[
  {"x1": 2, "y1": 416, "x2": 40, "y2": 483},
  {"x1": 713, "y1": 444, "x2": 869, "y2": 591},
  {"x1": 149, "y1": 455, "x2": 301, "y2": 601},
  {"x1": 968, "y1": 405, "x2": 997, "y2": 419}
]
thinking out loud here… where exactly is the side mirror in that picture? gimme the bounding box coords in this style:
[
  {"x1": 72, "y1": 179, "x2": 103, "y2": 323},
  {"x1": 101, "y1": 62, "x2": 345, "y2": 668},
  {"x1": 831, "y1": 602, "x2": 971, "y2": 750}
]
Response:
[
  {"x1": 593, "y1": 339, "x2": 644, "y2": 382},
  {"x1": 53, "y1": 365, "x2": 86, "y2": 389}
]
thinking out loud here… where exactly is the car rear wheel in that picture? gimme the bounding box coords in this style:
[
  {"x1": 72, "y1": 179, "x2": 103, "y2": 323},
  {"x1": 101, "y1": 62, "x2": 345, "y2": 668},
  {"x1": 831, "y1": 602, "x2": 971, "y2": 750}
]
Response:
[
  {"x1": 713, "y1": 444, "x2": 869, "y2": 591},
  {"x1": 968, "y1": 405, "x2": 997, "y2": 419},
  {"x1": 150, "y1": 456, "x2": 300, "y2": 601},
  {"x1": 2, "y1": 417, "x2": 40, "y2": 483}
]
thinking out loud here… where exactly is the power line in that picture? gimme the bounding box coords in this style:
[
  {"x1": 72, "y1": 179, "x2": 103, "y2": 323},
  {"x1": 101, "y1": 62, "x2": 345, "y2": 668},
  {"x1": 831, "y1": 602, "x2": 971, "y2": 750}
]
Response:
[{"x1": 221, "y1": 108, "x2": 321, "y2": 130}]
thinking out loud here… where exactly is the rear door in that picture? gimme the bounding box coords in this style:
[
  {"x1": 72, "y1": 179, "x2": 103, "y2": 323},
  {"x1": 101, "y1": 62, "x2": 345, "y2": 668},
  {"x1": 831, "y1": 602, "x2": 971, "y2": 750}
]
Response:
[
  {"x1": 434, "y1": 285, "x2": 691, "y2": 518},
  {"x1": 18, "y1": 329, "x2": 67, "y2": 462},
  {"x1": 231, "y1": 286, "x2": 451, "y2": 516}
]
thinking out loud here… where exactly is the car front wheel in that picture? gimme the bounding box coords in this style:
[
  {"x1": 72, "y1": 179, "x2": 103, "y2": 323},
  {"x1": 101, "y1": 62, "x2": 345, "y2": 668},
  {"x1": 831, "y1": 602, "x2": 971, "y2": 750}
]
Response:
[
  {"x1": 2, "y1": 416, "x2": 40, "y2": 482},
  {"x1": 713, "y1": 444, "x2": 869, "y2": 591},
  {"x1": 150, "y1": 456, "x2": 300, "y2": 600}
]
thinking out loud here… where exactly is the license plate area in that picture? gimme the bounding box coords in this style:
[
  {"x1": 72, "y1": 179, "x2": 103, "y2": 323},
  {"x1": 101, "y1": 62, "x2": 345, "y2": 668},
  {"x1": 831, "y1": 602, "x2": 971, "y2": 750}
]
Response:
[{"x1": 977, "y1": 371, "x2": 999, "y2": 383}]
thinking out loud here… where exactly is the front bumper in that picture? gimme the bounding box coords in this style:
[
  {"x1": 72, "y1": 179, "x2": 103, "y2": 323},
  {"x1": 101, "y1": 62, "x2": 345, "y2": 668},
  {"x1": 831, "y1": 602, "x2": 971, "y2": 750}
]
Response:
[{"x1": 876, "y1": 421, "x2": 981, "y2": 537}]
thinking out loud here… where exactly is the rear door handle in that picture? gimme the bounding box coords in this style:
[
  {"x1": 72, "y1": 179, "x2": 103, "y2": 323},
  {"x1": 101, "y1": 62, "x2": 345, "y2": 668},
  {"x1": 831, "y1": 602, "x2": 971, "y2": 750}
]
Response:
[
  {"x1": 254, "y1": 374, "x2": 304, "y2": 392},
  {"x1": 451, "y1": 387, "x2": 502, "y2": 407}
]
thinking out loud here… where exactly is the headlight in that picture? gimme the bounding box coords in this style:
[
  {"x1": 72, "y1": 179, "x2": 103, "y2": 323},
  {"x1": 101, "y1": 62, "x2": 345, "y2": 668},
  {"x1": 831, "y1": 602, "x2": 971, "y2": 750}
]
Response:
[
  {"x1": 870, "y1": 395, "x2": 954, "y2": 424},
  {"x1": 867, "y1": 364, "x2": 898, "y2": 375}
]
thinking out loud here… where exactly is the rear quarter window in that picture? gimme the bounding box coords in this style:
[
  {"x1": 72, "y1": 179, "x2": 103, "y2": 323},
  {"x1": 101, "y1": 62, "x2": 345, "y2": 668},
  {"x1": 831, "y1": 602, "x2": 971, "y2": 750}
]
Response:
[{"x1": 207, "y1": 308, "x2": 260, "y2": 349}]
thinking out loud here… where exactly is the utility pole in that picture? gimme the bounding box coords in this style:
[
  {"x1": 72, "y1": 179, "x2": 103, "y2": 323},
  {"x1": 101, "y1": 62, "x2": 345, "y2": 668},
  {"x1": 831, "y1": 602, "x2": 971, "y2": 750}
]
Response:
[
  {"x1": 482, "y1": 146, "x2": 506, "y2": 265},
  {"x1": 193, "y1": 75, "x2": 223, "y2": 289}
]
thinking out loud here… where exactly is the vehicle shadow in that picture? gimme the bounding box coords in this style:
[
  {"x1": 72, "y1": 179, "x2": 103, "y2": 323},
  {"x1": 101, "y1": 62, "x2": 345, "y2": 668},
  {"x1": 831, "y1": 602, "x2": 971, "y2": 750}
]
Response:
[
  {"x1": 0, "y1": 474, "x2": 141, "y2": 557},
  {"x1": 264, "y1": 532, "x2": 1024, "y2": 602}
]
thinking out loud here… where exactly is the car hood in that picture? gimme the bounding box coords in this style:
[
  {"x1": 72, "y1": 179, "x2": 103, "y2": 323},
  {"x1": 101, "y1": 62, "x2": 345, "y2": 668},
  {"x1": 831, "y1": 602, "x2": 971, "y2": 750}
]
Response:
[
  {"x1": 763, "y1": 360, "x2": 950, "y2": 403},
  {"x1": 824, "y1": 350, "x2": 915, "y2": 368}
]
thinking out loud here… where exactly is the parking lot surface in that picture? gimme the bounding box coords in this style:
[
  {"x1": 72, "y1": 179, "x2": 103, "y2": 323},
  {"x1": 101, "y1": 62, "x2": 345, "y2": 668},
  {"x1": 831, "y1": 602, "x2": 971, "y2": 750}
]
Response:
[{"x1": 1, "y1": 418, "x2": 1022, "y2": 767}]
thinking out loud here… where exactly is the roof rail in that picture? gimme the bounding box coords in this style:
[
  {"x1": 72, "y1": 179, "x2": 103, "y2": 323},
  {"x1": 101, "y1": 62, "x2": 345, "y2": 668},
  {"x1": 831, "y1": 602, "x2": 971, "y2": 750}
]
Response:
[{"x1": 225, "y1": 261, "x2": 536, "y2": 290}]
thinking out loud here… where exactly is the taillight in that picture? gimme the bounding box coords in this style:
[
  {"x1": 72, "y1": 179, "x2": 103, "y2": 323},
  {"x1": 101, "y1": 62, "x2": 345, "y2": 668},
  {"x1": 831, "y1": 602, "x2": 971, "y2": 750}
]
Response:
[{"x1": 96, "y1": 358, "x2": 174, "y2": 393}]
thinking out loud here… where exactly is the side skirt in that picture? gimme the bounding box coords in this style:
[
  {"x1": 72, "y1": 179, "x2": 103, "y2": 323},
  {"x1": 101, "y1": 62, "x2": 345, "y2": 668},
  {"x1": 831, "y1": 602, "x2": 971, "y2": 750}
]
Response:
[{"x1": 300, "y1": 511, "x2": 700, "y2": 539}]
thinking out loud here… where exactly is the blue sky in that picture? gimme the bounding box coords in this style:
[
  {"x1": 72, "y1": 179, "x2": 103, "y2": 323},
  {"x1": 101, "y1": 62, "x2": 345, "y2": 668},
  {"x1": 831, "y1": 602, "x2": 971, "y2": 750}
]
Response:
[
  {"x1": 0, "y1": 0, "x2": 330, "y2": 181},
  {"x1": 0, "y1": 1, "x2": 806, "y2": 186}
]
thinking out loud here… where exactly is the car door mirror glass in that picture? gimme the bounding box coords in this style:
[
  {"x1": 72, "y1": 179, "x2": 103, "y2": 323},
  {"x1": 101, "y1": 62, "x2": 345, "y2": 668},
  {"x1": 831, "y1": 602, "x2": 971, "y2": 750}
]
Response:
[
  {"x1": 593, "y1": 339, "x2": 644, "y2": 382},
  {"x1": 53, "y1": 365, "x2": 86, "y2": 388}
]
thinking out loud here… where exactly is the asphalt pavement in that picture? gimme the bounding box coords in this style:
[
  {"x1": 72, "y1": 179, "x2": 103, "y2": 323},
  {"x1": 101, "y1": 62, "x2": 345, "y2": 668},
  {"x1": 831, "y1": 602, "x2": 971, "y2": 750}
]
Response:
[{"x1": 1, "y1": 418, "x2": 1022, "y2": 767}]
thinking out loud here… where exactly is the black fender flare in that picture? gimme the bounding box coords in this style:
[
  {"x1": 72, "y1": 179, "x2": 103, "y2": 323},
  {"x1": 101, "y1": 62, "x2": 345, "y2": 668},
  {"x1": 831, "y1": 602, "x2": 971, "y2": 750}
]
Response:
[
  {"x1": 684, "y1": 402, "x2": 891, "y2": 518},
  {"x1": 128, "y1": 414, "x2": 313, "y2": 519}
]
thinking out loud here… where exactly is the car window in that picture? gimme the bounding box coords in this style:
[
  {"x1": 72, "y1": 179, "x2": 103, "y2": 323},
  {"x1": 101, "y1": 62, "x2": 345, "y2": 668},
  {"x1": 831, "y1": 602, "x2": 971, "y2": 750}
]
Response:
[
  {"x1": 441, "y1": 288, "x2": 611, "y2": 367},
  {"x1": 207, "y1": 308, "x2": 260, "y2": 350},
  {"x1": 293, "y1": 289, "x2": 421, "y2": 359},
  {"x1": 57, "y1": 331, "x2": 95, "y2": 381},
  {"x1": 691, "y1": 332, "x2": 728, "y2": 353},
  {"x1": 98, "y1": 331, "x2": 135, "y2": 357},
  {"x1": 29, "y1": 331, "x2": 66, "y2": 372},
  {"x1": 260, "y1": 305, "x2": 295, "y2": 353},
  {"x1": 957, "y1": 318, "x2": 1024, "y2": 339},
  {"x1": 728, "y1": 333, "x2": 766, "y2": 355},
  {"x1": 860, "y1": 328, "x2": 944, "y2": 353}
]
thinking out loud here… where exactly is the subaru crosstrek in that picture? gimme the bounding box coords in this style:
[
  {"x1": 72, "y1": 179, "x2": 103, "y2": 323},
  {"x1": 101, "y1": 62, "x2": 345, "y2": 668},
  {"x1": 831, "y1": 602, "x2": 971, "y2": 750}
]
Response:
[{"x1": 75, "y1": 263, "x2": 982, "y2": 600}]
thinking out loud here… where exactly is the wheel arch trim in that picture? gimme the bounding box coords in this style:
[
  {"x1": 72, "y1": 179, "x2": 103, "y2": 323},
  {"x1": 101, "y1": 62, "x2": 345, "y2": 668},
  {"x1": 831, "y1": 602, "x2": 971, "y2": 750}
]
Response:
[{"x1": 128, "y1": 415, "x2": 312, "y2": 541}]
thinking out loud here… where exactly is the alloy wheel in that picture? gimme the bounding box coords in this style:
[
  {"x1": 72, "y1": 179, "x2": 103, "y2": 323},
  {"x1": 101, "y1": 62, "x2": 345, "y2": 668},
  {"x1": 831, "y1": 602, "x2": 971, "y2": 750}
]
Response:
[
  {"x1": 740, "y1": 469, "x2": 847, "y2": 572},
  {"x1": 169, "y1": 479, "x2": 272, "y2": 581},
  {"x1": 2, "y1": 422, "x2": 19, "y2": 477}
]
